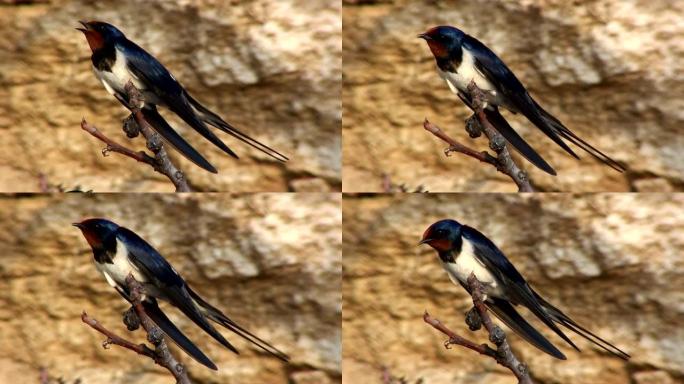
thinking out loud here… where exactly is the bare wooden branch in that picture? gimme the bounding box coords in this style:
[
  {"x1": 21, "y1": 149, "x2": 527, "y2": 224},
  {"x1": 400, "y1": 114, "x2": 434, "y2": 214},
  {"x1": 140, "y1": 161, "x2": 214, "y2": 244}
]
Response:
[
  {"x1": 80, "y1": 82, "x2": 192, "y2": 192},
  {"x1": 80, "y1": 119, "x2": 157, "y2": 165},
  {"x1": 81, "y1": 311, "x2": 157, "y2": 359},
  {"x1": 423, "y1": 81, "x2": 535, "y2": 192},
  {"x1": 423, "y1": 311, "x2": 498, "y2": 357},
  {"x1": 423, "y1": 119, "x2": 498, "y2": 165},
  {"x1": 39, "y1": 367, "x2": 49, "y2": 384},
  {"x1": 423, "y1": 273, "x2": 533, "y2": 384},
  {"x1": 81, "y1": 275, "x2": 192, "y2": 384}
]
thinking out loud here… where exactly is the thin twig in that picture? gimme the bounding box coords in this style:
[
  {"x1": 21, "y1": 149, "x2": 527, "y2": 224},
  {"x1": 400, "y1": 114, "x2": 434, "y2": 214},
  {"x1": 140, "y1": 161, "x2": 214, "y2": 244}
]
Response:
[
  {"x1": 80, "y1": 82, "x2": 192, "y2": 192},
  {"x1": 423, "y1": 273, "x2": 533, "y2": 384},
  {"x1": 381, "y1": 366, "x2": 392, "y2": 384},
  {"x1": 81, "y1": 275, "x2": 192, "y2": 384},
  {"x1": 81, "y1": 311, "x2": 157, "y2": 359},
  {"x1": 423, "y1": 81, "x2": 534, "y2": 192},
  {"x1": 423, "y1": 119, "x2": 498, "y2": 165},
  {"x1": 423, "y1": 312, "x2": 498, "y2": 357},
  {"x1": 80, "y1": 119, "x2": 157, "y2": 165},
  {"x1": 39, "y1": 367, "x2": 49, "y2": 384}
]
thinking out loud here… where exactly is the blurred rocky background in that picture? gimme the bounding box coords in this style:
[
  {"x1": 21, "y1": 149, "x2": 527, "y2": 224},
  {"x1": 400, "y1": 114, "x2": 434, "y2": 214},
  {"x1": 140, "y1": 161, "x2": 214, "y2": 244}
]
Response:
[
  {"x1": 0, "y1": 0, "x2": 341, "y2": 192},
  {"x1": 0, "y1": 193, "x2": 341, "y2": 383},
  {"x1": 343, "y1": 194, "x2": 683, "y2": 384},
  {"x1": 343, "y1": 0, "x2": 684, "y2": 192}
]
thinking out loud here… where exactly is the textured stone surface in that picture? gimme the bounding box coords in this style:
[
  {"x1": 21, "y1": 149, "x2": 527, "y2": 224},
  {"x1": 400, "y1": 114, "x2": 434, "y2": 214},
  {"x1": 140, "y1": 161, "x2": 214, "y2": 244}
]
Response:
[
  {"x1": 0, "y1": 193, "x2": 341, "y2": 383},
  {"x1": 342, "y1": 194, "x2": 684, "y2": 384},
  {"x1": 343, "y1": 0, "x2": 684, "y2": 192},
  {"x1": 0, "y1": 0, "x2": 341, "y2": 192}
]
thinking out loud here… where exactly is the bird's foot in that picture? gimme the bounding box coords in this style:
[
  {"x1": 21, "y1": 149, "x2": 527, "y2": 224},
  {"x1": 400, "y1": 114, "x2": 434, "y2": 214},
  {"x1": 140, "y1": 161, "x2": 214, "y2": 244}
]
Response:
[
  {"x1": 123, "y1": 307, "x2": 141, "y2": 331},
  {"x1": 465, "y1": 306, "x2": 482, "y2": 331},
  {"x1": 122, "y1": 114, "x2": 140, "y2": 138},
  {"x1": 465, "y1": 115, "x2": 483, "y2": 138}
]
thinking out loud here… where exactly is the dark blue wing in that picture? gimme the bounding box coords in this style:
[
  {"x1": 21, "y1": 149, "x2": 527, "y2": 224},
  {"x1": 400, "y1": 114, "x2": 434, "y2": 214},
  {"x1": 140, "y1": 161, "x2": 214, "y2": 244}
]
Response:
[
  {"x1": 462, "y1": 36, "x2": 579, "y2": 157},
  {"x1": 142, "y1": 298, "x2": 219, "y2": 369},
  {"x1": 187, "y1": 286, "x2": 290, "y2": 362},
  {"x1": 185, "y1": 93, "x2": 289, "y2": 162},
  {"x1": 457, "y1": 91, "x2": 556, "y2": 175},
  {"x1": 118, "y1": 40, "x2": 238, "y2": 159},
  {"x1": 141, "y1": 106, "x2": 218, "y2": 173},
  {"x1": 487, "y1": 297, "x2": 566, "y2": 359},
  {"x1": 462, "y1": 225, "x2": 579, "y2": 351},
  {"x1": 112, "y1": 287, "x2": 217, "y2": 370},
  {"x1": 115, "y1": 227, "x2": 183, "y2": 287},
  {"x1": 116, "y1": 227, "x2": 239, "y2": 354},
  {"x1": 464, "y1": 35, "x2": 624, "y2": 171},
  {"x1": 532, "y1": 288, "x2": 630, "y2": 360}
]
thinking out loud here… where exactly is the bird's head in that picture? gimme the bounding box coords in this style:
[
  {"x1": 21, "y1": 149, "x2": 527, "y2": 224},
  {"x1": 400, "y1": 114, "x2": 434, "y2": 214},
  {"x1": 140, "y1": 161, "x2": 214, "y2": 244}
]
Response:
[
  {"x1": 418, "y1": 26, "x2": 465, "y2": 59},
  {"x1": 419, "y1": 219, "x2": 462, "y2": 252},
  {"x1": 73, "y1": 218, "x2": 119, "y2": 250},
  {"x1": 76, "y1": 20, "x2": 125, "y2": 52}
]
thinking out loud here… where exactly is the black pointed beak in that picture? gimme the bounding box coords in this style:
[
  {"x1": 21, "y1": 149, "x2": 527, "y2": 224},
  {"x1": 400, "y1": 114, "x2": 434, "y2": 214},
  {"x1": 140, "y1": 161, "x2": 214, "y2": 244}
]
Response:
[
  {"x1": 76, "y1": 20, "x2": 89, "y2": 32},
  {"x1": 72, "y1": 222, "x2": 84, "y2": 229},
  {"x1": 417, "y1": 33, "x2": 431, "y2": 40},
  {"x1": 418, "y1": 238, "x2": 433, "y2": 246}
]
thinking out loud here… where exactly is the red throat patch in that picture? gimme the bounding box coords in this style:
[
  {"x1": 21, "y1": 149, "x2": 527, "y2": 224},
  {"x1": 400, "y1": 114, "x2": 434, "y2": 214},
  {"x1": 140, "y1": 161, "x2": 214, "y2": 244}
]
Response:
[
  {"x1": 427, "y1": 238, "x2": 452, "y2": 252},
  {"x1": 426, "y1": 40, "x2": 448, "y2": 59},
  {"x1": 80, "y1": 228, "x2": 102, "y2": 248},
  {"x1": 82, "y1": 30, "x2": 105, "y2": 52}
]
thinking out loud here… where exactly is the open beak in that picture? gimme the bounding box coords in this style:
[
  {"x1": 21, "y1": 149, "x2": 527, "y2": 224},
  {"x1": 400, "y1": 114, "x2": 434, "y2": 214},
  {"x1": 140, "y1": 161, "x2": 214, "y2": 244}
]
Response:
[
  {"x1": 76, "y1": 20, "x2": 90, "y2": 33},
  {"x1": 417, "y1": 33, "x2": 431, "y2": 40},
  {"x1": 418, "y1": 237, "x2": 433, "y2": 246}
]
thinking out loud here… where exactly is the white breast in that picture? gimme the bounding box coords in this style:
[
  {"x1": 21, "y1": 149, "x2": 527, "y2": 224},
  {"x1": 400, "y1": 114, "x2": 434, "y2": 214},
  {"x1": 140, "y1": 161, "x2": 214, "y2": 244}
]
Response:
[
  {"x1": 94, "y1": 238, "x2": 148, "y2": 289},
  {"x1": 92, "y1": 48, "x2": 146, "y2": 98},
  {"x1": 441, "y1": 239, "x2": 504, "y2": 299},
  {"x1": 438, "y1": 47, "x2": 503, "y2": 107}
]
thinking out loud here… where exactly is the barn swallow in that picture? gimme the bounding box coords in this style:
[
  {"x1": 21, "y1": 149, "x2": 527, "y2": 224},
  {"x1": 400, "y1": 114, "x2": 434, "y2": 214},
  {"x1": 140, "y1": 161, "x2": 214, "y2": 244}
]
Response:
[
  {"x1": 73, "y1": 218, "x2": 289, "y2": 370},
  {"x1": 420, "y1": 219, "x2": 630, "y2": 360},
  {"x1": 419, "y1": 26, "x2": 624, "y2": 175},
  {"x1": 77, "y1": 20, "x2": 288, "y2": 173}
]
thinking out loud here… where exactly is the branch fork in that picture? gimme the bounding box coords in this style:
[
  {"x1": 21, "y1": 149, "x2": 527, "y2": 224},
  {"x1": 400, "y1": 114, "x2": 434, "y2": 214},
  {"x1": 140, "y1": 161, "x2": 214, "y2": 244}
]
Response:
[
  {"x1": 82, "y1": 274, "x2": 192, "y2": 383},
  {"x1": 423, "y1": 81, "x2": 534, "y2": 192},
  {"x1": 80, "y1": 81, "x2": 191, "y2": 192},
  {"x1": 423, "y1": 273, "x2": 533, "y2": 384}
]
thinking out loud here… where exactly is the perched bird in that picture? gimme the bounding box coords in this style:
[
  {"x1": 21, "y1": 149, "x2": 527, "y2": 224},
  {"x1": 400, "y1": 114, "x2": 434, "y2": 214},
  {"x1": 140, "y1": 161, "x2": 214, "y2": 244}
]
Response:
[
  {"x1": 77, "y1": 20, "x2": 288, "y2": 173},
  {"x1": 74, "y1": 218, "x2": 289, "y2": 369},
  {"x1": 419, "y1": 26, "x2": 624, "y2": 175},
  {"x1": 419, "y1": 219, "x2": 630, "y2": 360}
]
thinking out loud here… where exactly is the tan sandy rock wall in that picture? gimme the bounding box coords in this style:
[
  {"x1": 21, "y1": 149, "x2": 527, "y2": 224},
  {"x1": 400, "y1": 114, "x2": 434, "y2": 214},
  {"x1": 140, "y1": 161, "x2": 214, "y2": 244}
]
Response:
[
  {"x1": 343, "y1": 0, "x2": 684, "y2": 192},
  {"x1": 0, "y1": 193, "x2": 341, "y2": 384},
  {"x1": 0, "y1": 0, "x2": 341, "y2": 192},
  {"x1": 343, "y1": 194, "x2": 683, "y2": 383}
]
